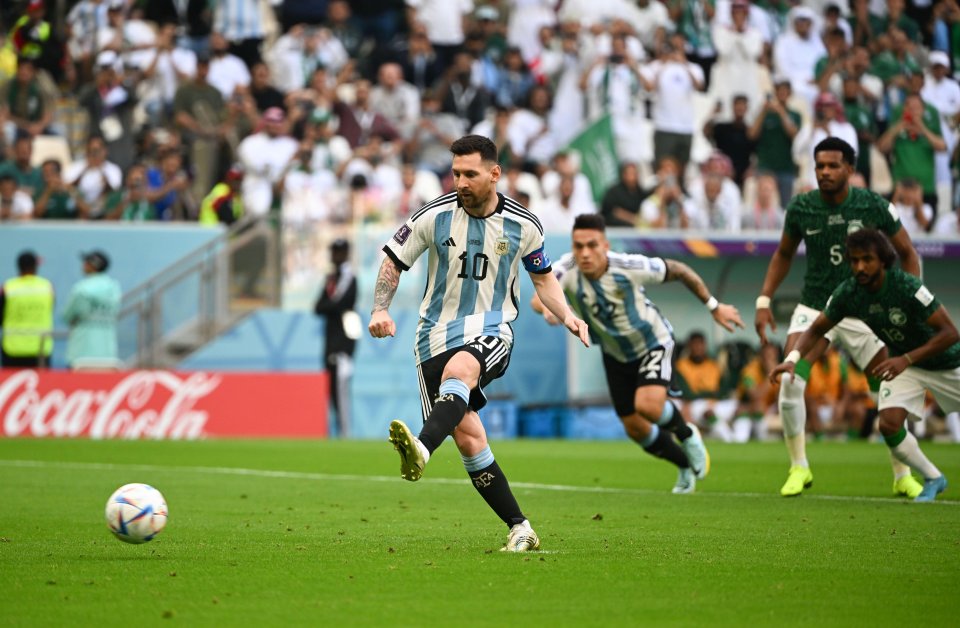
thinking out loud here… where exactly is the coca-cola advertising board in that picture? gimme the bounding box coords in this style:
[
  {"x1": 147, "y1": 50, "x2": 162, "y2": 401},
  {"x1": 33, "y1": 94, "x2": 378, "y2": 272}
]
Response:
[{"x1": 0, "y1": 369, "x2": 329, "y2": 439}]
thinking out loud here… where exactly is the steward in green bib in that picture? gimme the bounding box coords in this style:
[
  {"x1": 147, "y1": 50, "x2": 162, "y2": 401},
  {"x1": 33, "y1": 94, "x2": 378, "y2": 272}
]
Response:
[{"x1": 1, "y1": 250, "x2": 54, "y2": 368}]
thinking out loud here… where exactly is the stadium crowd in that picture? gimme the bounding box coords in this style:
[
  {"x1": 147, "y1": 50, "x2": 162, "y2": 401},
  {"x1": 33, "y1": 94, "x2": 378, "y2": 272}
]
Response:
[{"x1": 2, "y1": 0, "x2": 959, "y2": 440}]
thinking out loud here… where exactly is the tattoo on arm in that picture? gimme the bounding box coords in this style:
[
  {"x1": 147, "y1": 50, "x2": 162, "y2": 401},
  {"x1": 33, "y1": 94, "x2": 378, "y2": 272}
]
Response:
[
  {"x1": 372, "y1": 257, "x2": 401, "y2": 313},
  {"x1": 665, "y1": 259, "x2": 711, "y2": 303}
]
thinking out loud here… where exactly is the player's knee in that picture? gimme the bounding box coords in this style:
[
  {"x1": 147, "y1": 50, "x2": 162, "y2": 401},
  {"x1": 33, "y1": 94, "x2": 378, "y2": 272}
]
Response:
[
  {"x1": 877, "y1": 410, "x2": 905, "y2": 436},
  {"x1": 620, "y1": 413, "x2": 651, "y2": 442},
  {"x1": 634, "y1": 395, "x2": 665, "y2": 422},
  {"x1": 441, "y1": 354, "x2": 481, "y2": 388}
]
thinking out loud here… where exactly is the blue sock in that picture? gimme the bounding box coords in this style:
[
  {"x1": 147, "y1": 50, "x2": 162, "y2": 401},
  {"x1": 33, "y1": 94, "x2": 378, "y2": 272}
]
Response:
[
  {"x1": 640, "y1": 423, "x2": 660, "y2": 448},
  {"x1": 657, "y1": 401, "x2": 692, "y2": 440}
]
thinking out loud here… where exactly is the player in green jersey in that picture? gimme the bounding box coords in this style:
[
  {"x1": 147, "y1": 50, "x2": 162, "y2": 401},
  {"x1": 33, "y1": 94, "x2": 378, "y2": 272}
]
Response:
[
  {"x1": 755, "y1": 137, "x2": 924, "y2": 498},
  {"x1": 771, "y1": 229, "x2": 957, "y2": 501}
]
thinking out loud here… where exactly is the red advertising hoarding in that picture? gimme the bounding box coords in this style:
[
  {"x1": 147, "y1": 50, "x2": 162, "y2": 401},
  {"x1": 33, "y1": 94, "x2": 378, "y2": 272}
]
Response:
[{"x1": 0, "y1": 369, "x2": 328, "y2": 439}]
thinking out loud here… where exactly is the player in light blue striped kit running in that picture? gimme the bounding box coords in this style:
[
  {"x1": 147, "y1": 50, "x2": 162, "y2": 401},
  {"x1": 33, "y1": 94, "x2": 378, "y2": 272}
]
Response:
[
  {"x1": 369, "y1": 135, "x2": 589, "y2": 552},
  {"x1": 533, "y1": 214, "x2": 744, "y2": 493}
]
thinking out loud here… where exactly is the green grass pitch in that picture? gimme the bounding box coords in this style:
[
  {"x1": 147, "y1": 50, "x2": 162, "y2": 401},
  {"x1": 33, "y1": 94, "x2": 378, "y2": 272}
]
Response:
[{"x1": 1, "y1": 437, "x2": 958, "y2": 627}]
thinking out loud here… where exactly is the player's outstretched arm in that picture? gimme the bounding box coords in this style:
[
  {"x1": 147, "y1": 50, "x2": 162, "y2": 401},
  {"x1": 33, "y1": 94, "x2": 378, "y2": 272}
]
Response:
[
  {"x1": 664, "y1": 259, "x2": 745, "y2": 332},
  {"x1": 368, "y1": 256, "x2": 402, "y2": 339},
  {"x1": 872, "y1": 305, "x2": 960, "y2": 381},
  {"x1": 530, "y1": 293, "x2": 561, "y2": 325},
  {"x1": 769, "y1": 313, "x2": 837, "y2": 383},
  {"x1": 530, "y1": 271, "x2": 589, "y2": 347},
  {"x1": 755, "y1": 231, "x2": 801, "y2": 344}
]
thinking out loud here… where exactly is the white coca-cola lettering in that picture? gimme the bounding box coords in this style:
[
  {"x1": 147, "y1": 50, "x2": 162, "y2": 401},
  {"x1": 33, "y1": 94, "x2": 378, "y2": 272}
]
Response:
[{"x1": 0, "y1": 370, "x2": 222, "y2": 439}]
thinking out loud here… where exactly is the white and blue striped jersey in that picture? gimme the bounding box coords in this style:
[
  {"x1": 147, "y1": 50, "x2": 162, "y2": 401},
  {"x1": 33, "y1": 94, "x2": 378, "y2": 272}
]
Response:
[
  {"x1": 555, "y1": 251, "x2": 675, "y2": 363},
  {"x1": 384, "y1": 192, "x2": 551, "y2": 365}
]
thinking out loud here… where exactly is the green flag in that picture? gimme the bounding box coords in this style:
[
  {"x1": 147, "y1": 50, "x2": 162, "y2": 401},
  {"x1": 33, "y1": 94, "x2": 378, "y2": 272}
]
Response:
[{"x1": 567, "y1": 115, "x2": 619, "y2": 203}]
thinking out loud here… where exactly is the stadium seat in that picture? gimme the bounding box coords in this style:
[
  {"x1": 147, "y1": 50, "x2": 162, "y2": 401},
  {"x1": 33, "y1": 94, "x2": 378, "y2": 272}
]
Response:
[{"x1": 31, "y1": 135, "x2": 73, "y2": 171}]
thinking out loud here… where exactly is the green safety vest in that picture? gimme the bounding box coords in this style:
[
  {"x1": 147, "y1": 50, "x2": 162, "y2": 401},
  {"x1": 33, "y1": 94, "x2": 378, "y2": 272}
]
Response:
[
  {"x1": 2, "y1": 274, "x2": 54, "y2": 357},
  {"x1": 199, "y1": 183, "x2": 243, "y2": 225}
]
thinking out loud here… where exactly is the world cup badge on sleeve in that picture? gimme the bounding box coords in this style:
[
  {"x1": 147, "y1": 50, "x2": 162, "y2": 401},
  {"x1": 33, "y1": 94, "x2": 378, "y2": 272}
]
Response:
[{"x1": 495, "y1": 237, "x2": 510, "y2": 256}]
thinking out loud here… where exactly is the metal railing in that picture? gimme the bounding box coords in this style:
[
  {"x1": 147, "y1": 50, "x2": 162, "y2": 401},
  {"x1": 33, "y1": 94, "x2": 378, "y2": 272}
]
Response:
[{"x1": 118, "y1": 216, "x2": 280, "y2": 368}]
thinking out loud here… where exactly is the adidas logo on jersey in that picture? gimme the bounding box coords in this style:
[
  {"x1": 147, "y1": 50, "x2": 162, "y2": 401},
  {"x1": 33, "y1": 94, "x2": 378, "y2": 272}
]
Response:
[{"x1": 441, "y1": 237, "x2": 457, "y2": 247}]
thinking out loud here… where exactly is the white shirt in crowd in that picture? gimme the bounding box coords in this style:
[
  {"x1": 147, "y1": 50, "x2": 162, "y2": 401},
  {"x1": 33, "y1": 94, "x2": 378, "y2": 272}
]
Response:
[
  {"x1": 97, "y1": 19, "x2": 157, "y2": 70},
  {"x1": 208, "y1": 52, "x2": 251, "y2": 100},
  {"x1": 370, "y1": 82, "x2": 422, "y2": 139},
  {"x1": 3, "y1": 190, "x2": 35, "y2": 219},
  {"x1": 237, "y1": 132, "x2": 299, "y2": 216},
  {"x1": 896, "y1": 201, "x2": 935, "y2": 237},
  {"x1": 642, "y1": 61, "x2": 705, "y2": 135},
  {"x1": 64, "y1": 158, "x2": 123, "y2": 214},
  {"x1": 687, "y1": 177, "x2": 743, "y2": 233},
  {"x1": 538, "y1": 197, "x2": 594, "y2": 234},
  {"x1": 406, "y1": 0, "x2": 474, "y2": 46},
  {"x1": 143, "y1": 47, "x2": 197, "y2": 104}
]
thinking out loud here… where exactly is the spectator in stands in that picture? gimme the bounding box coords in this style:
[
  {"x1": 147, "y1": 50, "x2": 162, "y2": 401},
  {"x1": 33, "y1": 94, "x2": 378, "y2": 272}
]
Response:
[
  {"x1": 237, "y1": 107, "x2": 299, "y2": 217},
  {"x1": 813, "y1": 26, "x2": 850, "y2": 95},
  {"x1": 541, "y1": 151, "x2": 596, "y2": 217},
  {"x1": 687, "y1": 165, "x2": 742, "y2": 233},
  {"x1": 743, "y1": 174, "x2": 785, "y2": 231},
  {"x1": 371, "y1": 62, "x2": 421, "y2": 140},
  {"x1": 326, "y1": 0, "x2": 365, "y2": 60},
  {"x1": 146, "y1": 148, "x2": 193, "y2": 221},
  {"x1": 506, "y1": 84, "x2": 557, "y2": 169},
  {"x1": 305, "y1": 108, "x2": 353, "y2": 184},
  {"x1": 630, "y1": 0, "x2": 672, "y2": 56},
  {"x1": 749, "y1": 76, "x2": 800, "y2": 206},
  {"x1": 600, "y1": 161, "x2": 645, "y2": 227},
  {"x1": 34, "y1": 159, "x2": 88, "y2": 219},
  {"x1": 333, "y1": 79, "x2": 400, "y2": 149},
  {"x1": 0, "y1": 173, "x2": 33, "y2": 220},
  {"x1": 731, "y1": 342, "x2": 781, "y2": 443},
  {"x1": 64, "y1": 135, "x2": 122, "y2": 218},
  {"x1": 436, "y1": 51, "x2": 492, "y2": 130},
  {"x1": 703, "y1": 94, "x2": 755, "y2": 190},
  {"x1": 404, "y1": 90, "x2": 466, "y2": 177},
  {"x1": 104, "y1": 163, "x2": 155, "y2": 221},
  {"x1": 314, "y1": 238, "x2": 358, "y2": 438},
  {"x1": 921, "y1": 52, "x2": 960, "y2": 204},
  {"x1": 207, "y1": 32, "x2": 251, "y2": 101},
  {"x1": 199, "y1": 165, "x2": 244, "y2": 226},
  {"x1": 581, "y1": 33, "x2": 648, "y2": 165},
  {"x1": 494, "y1": 46, "x2": 535, "y2": 110},
  {"x1": 1, "y1": 57, "x2": 53, "y2": 143},
  {"x1": 97, "y1": 0, "x2": 156, "y2": 71},
  {"x1": 63, "y1": 250, "x2": 122, "y2": 370},
  {"x1": 676, "y1": 330, "x2": 738, "y2": 442},
  {"x1": 284, "y1": 65, "x2": 334, "y2": 127},
  {"x1": 641, "y1": 33, "x2": 705, "y2": 178},
  {"x1": 877, "y1": 92, "x2": 946, "y2": 212},
  {"x1": 7, "y1": 1, "x2": 63, "y2": 83},
  {"x1": 773, "y1": 6, "x2": 825, "y2": 104},
  {"x1": 212, "y1": 0, "x2": 265, "y2": 68},
  {"x1": 281, "y1": 137, "x2": 335, "y2": 224},
  {"x1": 0, "y1": 250, "x2": 54, "y2": 368},
  {"x1": 393, "y1": 162, "x2": 441, "y2": 219},
  {"x1": 67, "y1": 0, "x2": 110, "y2": 84},
  {"x1": 0, "y1": 136, "x2": 43, "y2": 198},
  {"x1": 78, "y1": 50, "x2": 138, "y2": 170},
  {"x1": 539, "y1": 174, "x2": 594, "y2": 234},
  {"x1": 667, "y1": 0, "x2": 717, "y2": 87},
  {"x1": 805, "y1": 348, "x2": 848, "y2": 439},
  {"x1": 892, "y1": 178, "x2": 934, "y2": 235},
  {"x1": 640, "y1": 157, "x2": 696, "y2": 230},
  {"x1": 140, "y1": 22, "x2": 197, "y2": 128},
  {"x1": 173, "y1": 52, "x2": 228, "y2": 203},
  {"x1": 842, "y1": 75, "x2": 878, "y2": 187},
  {"x1": 406, "y1": 0, "x2": 474, "y2": 71},
  {"x1": 709, "y1": 0, "x2": 763, "y2": 122},
  {"x1": 793, "y1": 92, "x2": 859, "y2": 190},
  {"x1": 248, "y1": 62, "x2": 285, "y2": 115},
  {"x1": 400, "y1": 27, "x2": 442, "y2": 93}
]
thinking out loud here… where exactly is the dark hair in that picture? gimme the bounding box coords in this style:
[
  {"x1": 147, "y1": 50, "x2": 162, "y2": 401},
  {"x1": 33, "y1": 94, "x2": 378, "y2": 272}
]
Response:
[
  {"x1": 17, "y1": 251, "x2": 38, "y2": 274},
  {"x1": 814, "y1": 137, "x2": 856, "y2": 166},
  {"x1": 450, "y1": 135, "x2": 498, "y2": 163},
  {"x1": 41, "y1": 158, "x2": 61, "y2": 173},
  {"x1": 846, "y1": 229, "x2": 897, "y2": 269},
  {"x1": 0, "y1": 174, "x2": 15, "y2": 185},
  {"x1": 687, "y1": 330, "x2": 706, "y2": 343},
  {"x1": 732, "y1": 94, "x2": 749, "y2": 104},
  {"x1": 573, "y1": 213, "x2": 606, "y2": 232}
]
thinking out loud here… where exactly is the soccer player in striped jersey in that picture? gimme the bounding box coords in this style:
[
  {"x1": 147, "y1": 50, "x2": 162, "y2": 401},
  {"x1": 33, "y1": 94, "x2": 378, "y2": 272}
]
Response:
[
  {"x1": 369, "y1": 135, "x2": 589, "y2": 552},
  {"x1": 772, "y1": 229, "x2": 958, "y2": 501},
  {"x1": 755, "y1": 137, "x2": 924, "y2": 498},
  {"x1": 532, "y1": 214, "x2": 745, "y2": 494}
]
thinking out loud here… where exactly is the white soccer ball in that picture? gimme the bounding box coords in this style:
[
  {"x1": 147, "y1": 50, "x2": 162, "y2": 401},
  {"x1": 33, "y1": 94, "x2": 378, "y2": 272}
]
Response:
[{"x1": 104, "y1": 483, "x2": 168, "y2": 544}]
